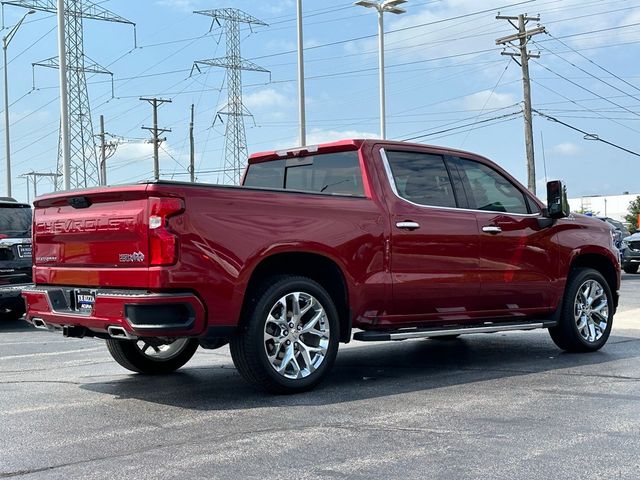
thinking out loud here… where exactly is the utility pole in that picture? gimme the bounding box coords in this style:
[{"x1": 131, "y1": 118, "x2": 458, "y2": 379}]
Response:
[
  {"x1": 94, "y1": 114, "x2": 118, "y2": 186},
  {"x1": 141, "y1": 97, "x2": 171, "y2": 181},
  {"x1": 193, "y1": 9, "x2": 269, "y2": 185},
  {"x1": 189, "y1": 104, "x2": 195, "y2": 183},
  {"x1": 496, "y1": 13, "x2": 545, "y2": 194},
  {"x1": 98, "y1": 114, "x2": 106, "y2": 186}
]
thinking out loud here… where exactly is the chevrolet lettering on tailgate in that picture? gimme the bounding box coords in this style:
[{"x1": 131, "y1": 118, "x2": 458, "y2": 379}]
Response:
[{"x1": 35, "y1": 217, "x2": 136, "y2": 234}]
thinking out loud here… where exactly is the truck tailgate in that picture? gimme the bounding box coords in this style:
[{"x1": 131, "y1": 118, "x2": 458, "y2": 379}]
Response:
[{"x1": 33, "y1": 187, "x2": 153, "y2": 288}]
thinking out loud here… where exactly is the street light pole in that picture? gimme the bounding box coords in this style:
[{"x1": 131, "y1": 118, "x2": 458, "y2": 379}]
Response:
[
  {"x1": 57, "y1": 0, "x2": 71, "y2": 191},
  {"x1": 377, "y1": 8, "x2": 385, "y2": 139},
  {"x1": 3, "y1": 9, "x2": 35, "y2": 198},
  {"x1": 354, "y1": 0, "x2": 406, "y2": 140},
  {"x1": 296, "y1": 0, "x2": 306, "y2": 147}
]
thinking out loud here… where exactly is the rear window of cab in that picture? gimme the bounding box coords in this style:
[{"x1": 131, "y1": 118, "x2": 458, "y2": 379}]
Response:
[{"x1": 244, "y1": 151, "x2": 365, "y2": 196}]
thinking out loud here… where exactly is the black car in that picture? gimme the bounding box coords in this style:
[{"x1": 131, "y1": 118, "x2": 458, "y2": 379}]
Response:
[
  {"x1": 0, "y1": 199, "x2": 32, "y2": 320},
  {"x1": 621, "y1": 233, "x2": 640, "y2": 274}
]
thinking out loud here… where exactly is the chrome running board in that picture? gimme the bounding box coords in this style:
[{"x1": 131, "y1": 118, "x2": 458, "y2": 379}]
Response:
[{"x1": 353, "y1": 320, "x2": 557, "y2": 342}]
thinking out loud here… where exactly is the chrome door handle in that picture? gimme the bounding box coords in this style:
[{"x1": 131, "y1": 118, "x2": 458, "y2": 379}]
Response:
[
  {"x1": 396, "y1": 221, "x2": 420, "y2": 230},
  {"x1": 482, "y1": 225, "x2": 502, "y2": 234}
]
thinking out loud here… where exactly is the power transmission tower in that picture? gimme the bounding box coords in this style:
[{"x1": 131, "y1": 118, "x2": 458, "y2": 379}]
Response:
[
  {"x1": 20, "y1": 171, "x2": 61, "y2": 201},
  {"x1": 496, "y1": 13, "x2": 545, "y2": 194},
  {"x1": 3, "y1": 0, "x2": 135, "y2": 190},
  {"x1": 193, "y1": 9, "x2": 269, "y2": 185},
  {"x1": 141, "y1": 97, "x2": 171, "y2": 181}
]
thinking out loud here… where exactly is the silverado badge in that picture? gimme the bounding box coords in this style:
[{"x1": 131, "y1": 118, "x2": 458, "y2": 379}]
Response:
[{"x1": 119, "y1": 252, "x2": 145, "y2": 263}]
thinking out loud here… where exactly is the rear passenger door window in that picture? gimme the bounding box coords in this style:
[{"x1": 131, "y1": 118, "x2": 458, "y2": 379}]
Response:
[
  {"x1": 385, "y1": 151, "x2": 457, "y2": 208},
  {"x1": 243, "y1": 152, "x2": 365, "y2": 196},
  {"x1": 454, "y1": 158, "x2": 529, "y2": 214}
]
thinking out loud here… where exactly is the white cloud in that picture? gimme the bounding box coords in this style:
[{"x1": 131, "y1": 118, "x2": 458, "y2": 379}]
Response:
[
  {"x1": 244, "y1": 88, "x2": 294, "y2": 110},
  {"x1": 105, "y1": 141, "x2": 190, "y2": 184},
  {"x1": 259, "y1": 0, "x2": 295, "y2": 15},
  {"x1": 551, "y1": 142, "x2": 582, "y2": 156},
  {"x1": 156, "y1": 0, "x2": 198, "y2": 11},
  {"x1": 276, "y1": 128, "x2": 378, "y2": 149},
  {"x1": 306, "y1": 129, "x2": 378, "y2": 145},
  {"x1": 462, "y1": 90, "x2": 517, "y2": 111}
]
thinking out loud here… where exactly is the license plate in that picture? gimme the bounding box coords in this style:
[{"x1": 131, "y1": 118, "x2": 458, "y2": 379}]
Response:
[
  {"x1": 17, "y1": 244, "x2": 32, "y2": 258},
  {"x1": 74, "y1": 290, "x2": 95, "y2": 313}
]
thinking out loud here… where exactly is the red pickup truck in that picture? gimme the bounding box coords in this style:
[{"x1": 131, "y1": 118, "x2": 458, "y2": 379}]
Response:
[{"x1": 24, "y1": 139, "x2": 620, "y2": 393}]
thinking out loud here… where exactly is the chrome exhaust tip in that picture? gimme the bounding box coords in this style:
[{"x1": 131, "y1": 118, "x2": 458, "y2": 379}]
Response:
[
  {"x1": 32, "y1": 318, "x2": 52, "y2": 331},
  {"x1": 107, "y1": 326, "x2": 136, "y2": 340}
]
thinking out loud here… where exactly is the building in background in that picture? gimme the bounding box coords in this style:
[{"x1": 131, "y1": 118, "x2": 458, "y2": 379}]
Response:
[{"x1": 568, "y1": 193, "x2": 639, "y2": 223}]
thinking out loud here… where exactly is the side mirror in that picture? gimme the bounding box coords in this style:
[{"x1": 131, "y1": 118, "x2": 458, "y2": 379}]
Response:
[{"x1": 547, "y1": 180, "x2": 569, "y2": 219}]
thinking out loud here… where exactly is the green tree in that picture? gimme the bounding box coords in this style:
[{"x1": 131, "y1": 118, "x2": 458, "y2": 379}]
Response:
[{"x1": 626, "y1": 196, "x2": 640, "y2": 233}]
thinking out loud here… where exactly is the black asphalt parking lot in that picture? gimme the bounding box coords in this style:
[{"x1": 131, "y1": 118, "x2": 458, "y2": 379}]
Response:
[{"x1": 2, "y1": 275, "x2": 640, "y2": 479}]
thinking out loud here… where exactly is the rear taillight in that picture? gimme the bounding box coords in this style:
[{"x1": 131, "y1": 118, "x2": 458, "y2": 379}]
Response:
[{"x1": 148, "y1": 197, "x2": 184, "y2": 266}]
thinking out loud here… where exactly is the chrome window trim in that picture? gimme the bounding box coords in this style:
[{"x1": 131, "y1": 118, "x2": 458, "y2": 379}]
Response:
[{"x1": 380, "y1": 148, "x2": 541, "y2": 218}]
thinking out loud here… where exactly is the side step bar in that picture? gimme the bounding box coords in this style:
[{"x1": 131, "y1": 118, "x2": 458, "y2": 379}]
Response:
[{"x1": 353, "y1": 320, "x2": 557, "y2": 342}]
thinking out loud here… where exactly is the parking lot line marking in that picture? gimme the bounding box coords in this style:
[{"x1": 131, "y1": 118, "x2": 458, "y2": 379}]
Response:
[{"x1": 0, "y1": 347, "x2": 101, "y2": 361}]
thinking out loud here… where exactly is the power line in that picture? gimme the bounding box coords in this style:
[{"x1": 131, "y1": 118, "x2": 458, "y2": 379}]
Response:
[
  {"x1": 536, "y1": 20, "x2": 640, "y2": 44},
  {"x1": 249, "y1": 0, "x2": 536, "y2": 61},
  {"x1": 533, "y1": 109, "x2": 640, "y2": 158},
  {"x1": 460, "y1": 60, "x2": 511, "y2": 147},
  {"x1": 545, "y1": 31, "x2": 640, "y2": 95},
  {"x1": 532, "y1": 60, "x2": 640, "y2": 119},
  {"x1": 533, "y1": 40, "x2": 640, "y2": 105},
  {"x1": 531, "y1": 78, "x2": 640, "y2": 135},
  {"x1": 401, "y1": 111, "x2": 522, "y2": 141}
]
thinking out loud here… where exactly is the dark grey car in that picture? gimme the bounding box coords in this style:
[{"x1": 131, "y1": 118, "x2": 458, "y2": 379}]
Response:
[
  {"x1": 620, "y1": 232, "x2": 640, "y2": 274},
  {"x1": 597, "y1": 216, "x2": 631, "y2": 248},
  {"x1": 0, "y1": 199, "x2": 32, "y2": 320}
]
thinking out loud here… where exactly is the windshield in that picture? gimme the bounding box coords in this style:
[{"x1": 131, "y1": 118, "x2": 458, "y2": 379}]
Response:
[{"x1": 0, "y1": 206, "x2": 32, "y2": 238}]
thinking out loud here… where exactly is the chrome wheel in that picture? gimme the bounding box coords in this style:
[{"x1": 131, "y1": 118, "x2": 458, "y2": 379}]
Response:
[
  {"x1": 574, "y1": 279, "x2": 609, "y2": 343},
  {"x1": 134, "y1": 338, "x2": 192, "y2": 361},
  {"x1": 263, "y1": 292, "x2": 330, "y2": 380}
]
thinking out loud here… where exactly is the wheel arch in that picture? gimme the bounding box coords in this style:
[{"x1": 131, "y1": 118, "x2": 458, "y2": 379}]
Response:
[
  {"x1": 569, "y1": 251, "x2": 620, "y2": 310},
  {"x1": 240, "y1": 251, "x2": 352, "y2": 343}
]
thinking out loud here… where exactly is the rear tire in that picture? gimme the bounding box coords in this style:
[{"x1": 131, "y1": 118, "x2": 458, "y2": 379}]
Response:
[
  {"x1": 106, "y1": 337, "x2": 199, "y2": 374},
  {"x1": 230, "y1": 276, "x2": 339, "y2": 394},
  {"x1": 548, "y1": 268, "x2": 613, "y2": 353},
  {"x1": 623, "y1": 265, "x2": 638, "y2": 274}
]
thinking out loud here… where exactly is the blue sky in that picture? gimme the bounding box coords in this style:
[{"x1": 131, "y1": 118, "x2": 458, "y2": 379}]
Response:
[{"x1": 2, "y1": 0, "x2": 640, "y2": 203}]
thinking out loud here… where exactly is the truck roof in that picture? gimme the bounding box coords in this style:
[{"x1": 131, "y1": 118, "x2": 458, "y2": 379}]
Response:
[{"x1": 248, "y1": 138, "x2": 490, "y2": 164}]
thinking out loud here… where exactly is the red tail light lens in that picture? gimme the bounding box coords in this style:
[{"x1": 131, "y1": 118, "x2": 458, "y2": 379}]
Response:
[{"x1": 148, "y1": 197, "x2": 184, "y2": 266}]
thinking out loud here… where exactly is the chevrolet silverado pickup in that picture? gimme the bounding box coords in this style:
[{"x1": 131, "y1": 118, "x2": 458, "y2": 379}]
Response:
[{"x1": 23, "y1": 139, "x2": 620, "y2": 393}]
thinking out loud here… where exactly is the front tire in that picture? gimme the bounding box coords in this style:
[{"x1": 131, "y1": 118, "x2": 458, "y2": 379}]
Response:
[
  {"x1": 230, "y1": 276, "x2": 339, "y2": 394},
  {"x1": 106, "y1": 337, "x2": 199, "y2": 374},
  {"x1": 548, "y1": 268, "x2": 614, "y2": 352},
  {"x1": 623, "y1": 264, "x2": 638, "y2": 274}
]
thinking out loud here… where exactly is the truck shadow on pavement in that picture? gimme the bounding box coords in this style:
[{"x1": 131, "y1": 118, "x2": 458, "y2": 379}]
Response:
[{"x1": 81, "y1": 331, "x2": 640, "y2": 409}]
